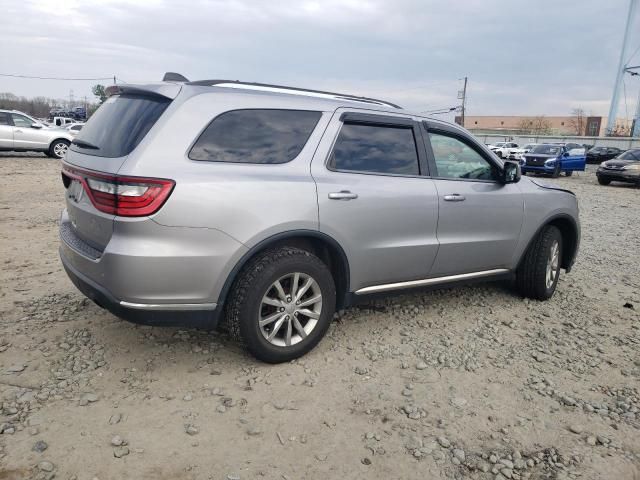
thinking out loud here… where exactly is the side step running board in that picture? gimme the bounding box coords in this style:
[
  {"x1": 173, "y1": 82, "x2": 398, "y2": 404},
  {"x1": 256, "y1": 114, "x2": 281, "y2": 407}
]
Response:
[{"x1": 355, "y1": 269, "x2": 510, "y2": 295}]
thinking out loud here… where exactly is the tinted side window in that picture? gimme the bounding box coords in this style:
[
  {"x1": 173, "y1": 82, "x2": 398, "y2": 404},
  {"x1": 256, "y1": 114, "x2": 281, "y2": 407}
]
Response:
[
  {"x1": 0, "y1": 113, "x2": 10, "y2": 125},
  {"x1": 429, "y1": 132, "x2": 497, "y2": 180},
  {"x1": 190, "y1": 109, "x2": 321, "y2": 164},
  {"x1": 330, "y1": 123, "x2": 419, "y2": 175}
]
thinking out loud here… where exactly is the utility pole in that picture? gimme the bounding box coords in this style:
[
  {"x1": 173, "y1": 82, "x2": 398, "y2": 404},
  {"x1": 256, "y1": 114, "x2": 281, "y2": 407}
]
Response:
[
  {"x1": 458, "y1": 76, "x2": 468, "y2": 127},
  {"x1": 633, "y1": 87, "x2": 640, "y2": 137},
  {"x1": 606, "y1": 0, "x2": 638, "y2": 135}
]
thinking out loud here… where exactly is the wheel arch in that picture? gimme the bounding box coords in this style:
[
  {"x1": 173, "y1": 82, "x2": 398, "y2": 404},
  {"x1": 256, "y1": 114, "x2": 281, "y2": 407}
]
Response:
[
  {"x1": 218, "y1": 230, "x2": 351, "y2": 312},
  {"x1": 49, "y1": 137, "x2": 71, "y2": 147},
  {"x1": 518, "y1": 214, "x2": 579, "y2": 272}
]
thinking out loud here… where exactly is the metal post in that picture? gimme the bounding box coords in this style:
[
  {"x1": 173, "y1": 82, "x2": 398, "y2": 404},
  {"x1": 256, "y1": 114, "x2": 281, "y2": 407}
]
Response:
[
  {"x1": 461, "y1": 76, "x2": 468, "y2": 127},
  {"x1": 632, "y1": 87, "x2": 640, "y2": 137},
  {"x1": 606, "y1": 0, "x2": 638, "y2": 135}
]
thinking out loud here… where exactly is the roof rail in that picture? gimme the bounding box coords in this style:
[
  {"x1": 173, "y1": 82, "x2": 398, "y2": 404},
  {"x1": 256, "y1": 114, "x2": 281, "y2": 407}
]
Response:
[{"x1": 186, "y1": 79, "x2": 402, "y2": 109}]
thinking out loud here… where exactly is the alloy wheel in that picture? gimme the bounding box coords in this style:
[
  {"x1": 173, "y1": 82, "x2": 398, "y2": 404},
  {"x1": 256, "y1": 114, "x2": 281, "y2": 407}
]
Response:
[
  {"x1": 53, "y1": 142, "x2": 68, "y2": 158},
  {"x1": 258, "y1": 272, "x2": 322, "y2": 347},
  {"x1": 545, "y1": 240, "x2": 559, "y2": 289}
]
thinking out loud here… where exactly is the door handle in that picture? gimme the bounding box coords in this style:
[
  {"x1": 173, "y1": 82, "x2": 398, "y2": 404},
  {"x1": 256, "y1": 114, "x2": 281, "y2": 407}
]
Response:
[
  {"x1": 14, "y1": 129, "x2": 22, "y2": 133},
  {"x1": 443, "y1": 194, "x2": 466, "y2": 202},
  {"x1": 328, "y1": 191, "x2": 358, "y2": 200}
]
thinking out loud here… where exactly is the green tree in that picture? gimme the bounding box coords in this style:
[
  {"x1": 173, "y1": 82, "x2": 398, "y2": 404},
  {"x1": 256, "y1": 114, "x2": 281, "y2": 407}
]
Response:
[{"x1": 92, "y1": 84, "x2": 107, "y2": 104}]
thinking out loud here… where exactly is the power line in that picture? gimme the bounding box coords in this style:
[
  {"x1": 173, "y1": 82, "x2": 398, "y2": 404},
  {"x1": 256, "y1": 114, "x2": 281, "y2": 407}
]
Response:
[{"x1": 0, "y1": 73, "x2": 114, "y2": 81}]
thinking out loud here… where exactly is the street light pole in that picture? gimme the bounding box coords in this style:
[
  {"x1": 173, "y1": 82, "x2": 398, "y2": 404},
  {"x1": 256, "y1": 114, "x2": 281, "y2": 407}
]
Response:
[{"x1": 606, "y1": 0, "x2": 638, "y2": 135}]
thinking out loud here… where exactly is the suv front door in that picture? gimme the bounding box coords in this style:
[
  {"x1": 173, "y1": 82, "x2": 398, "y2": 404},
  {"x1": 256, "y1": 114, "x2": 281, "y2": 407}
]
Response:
[
  {"x1": 0, "y1": 112, "x2": 13, "y2": 149},
  {"x1": 423, "y1": 123, "x2": 524, "y2": 276},
  {"x1": 312, "y1": 110, "x2": 439, "y2": 292},
  {"x1": 11, "y1": 113, "x2": 49, "y2": 150}
]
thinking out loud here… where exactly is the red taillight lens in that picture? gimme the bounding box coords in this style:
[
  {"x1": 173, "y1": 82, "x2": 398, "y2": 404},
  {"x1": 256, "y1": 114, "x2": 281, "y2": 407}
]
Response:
[{"x1": 62, "y1": 165, "x2": 174, "y2": 217}]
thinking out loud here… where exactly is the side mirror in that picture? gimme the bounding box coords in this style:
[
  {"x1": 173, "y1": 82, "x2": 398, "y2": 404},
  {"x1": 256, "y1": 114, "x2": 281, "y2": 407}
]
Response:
[
  {"x1": 31, "y1": 122, "x2": 44, "y2": 129},
  {"x1": 501, "y1": 161, "x2": 521, "y2": 184},
  {"x1": 563, "y1": 151, "x2": 570, "y2": 157}
]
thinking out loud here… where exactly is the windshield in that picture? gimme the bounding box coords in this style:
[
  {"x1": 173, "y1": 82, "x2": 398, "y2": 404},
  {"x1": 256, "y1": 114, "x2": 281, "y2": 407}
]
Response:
[
  {"x1": 70, "y1": 94, "x2": 170, "y2": 158},
  {"x1": 618, "y1": 149, "x2": 640, "y2": 161},
  {"x1": 524, "y1": 144, "x2": 536, "y2": 149},
  {"x1": 531, "y1": 145, "x2": 562, "y2": 155}
]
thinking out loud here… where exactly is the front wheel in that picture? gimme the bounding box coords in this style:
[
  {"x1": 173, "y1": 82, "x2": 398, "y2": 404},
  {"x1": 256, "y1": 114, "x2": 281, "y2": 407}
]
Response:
[
  {"x1": 516, "y1": 225, "x2": 562, "y2": 300},
  {"x1": 224, "y1": 247, "x2": 336, "y2": 363},
  {"x1": 49, "y1": 139, "x2": 70, "y2": 159},
  {"x1": 565, "y1": 170, "x2": 573, "y2": 177},
  {"x1": 551, "y1": 162, "x2": 561, "y2": 178},
  {"x1": 597, "y1": 177, "x2": 611, "y2": 185}
]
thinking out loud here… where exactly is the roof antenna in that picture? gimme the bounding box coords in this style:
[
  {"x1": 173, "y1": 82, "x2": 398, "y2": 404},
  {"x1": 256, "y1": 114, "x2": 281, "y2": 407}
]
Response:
[{"x1": 162, "y1": 72, "x2": 189, "y2": 82}]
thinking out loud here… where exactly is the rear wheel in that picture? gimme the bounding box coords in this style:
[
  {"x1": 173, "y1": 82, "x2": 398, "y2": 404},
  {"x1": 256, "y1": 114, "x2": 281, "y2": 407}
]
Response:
[
  {"x1": 516, "y1": 225, "x2": 562, "y2": 300},
  {"x1": 597, "y1": 177, "x2": 611, "y2": 185},
  {"x1": 224, "y1": 247, "x2": 336, "y2": 363},
  {"x1": 49, "y1": 139, "x2": 70, "y2": 159}
]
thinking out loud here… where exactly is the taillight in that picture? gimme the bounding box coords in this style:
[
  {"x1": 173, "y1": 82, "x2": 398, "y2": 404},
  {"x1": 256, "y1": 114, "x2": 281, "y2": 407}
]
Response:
[{"x1": 62, "y1": 165, "x2": 174, "y2": 217}]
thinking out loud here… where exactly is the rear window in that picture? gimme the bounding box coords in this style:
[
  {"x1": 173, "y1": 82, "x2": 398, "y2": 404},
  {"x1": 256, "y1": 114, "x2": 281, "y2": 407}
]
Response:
[
  {"x1": 189, "y1": 109, "x2": 321, "y2": 164},
  {"x1": 70, "y1": 94, "x2": 170, "y2": 158}
]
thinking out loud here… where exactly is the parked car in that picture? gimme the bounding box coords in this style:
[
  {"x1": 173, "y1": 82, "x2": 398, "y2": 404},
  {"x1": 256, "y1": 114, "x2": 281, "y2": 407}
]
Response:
[
  {"x1": 0, "y1": 109, "x2": 73, "y2": 158},
  {"x1": 488, "y1": 142, "x2": 518, "y2": 158},
  {"x1": 59, "y1": 76, "x2": 580, "y2": 362},
  {"x1": 508, "y1": 143, "x2": 539, "y2": 160},
  {"x1": 596, "y1": 148, "x2": 640, "y2": 186},
  {"x1": 65, "y1": 123, "x2": 84, "y2": 137},
  {"x1": 72, "y1": 106, "x2": 87, "y2": 120},
  {"x1": 586, "y1": 146, "x2": 623, "y2": 164},
  {"x1": 520, "y1": 144, "x2": 586, "y2": 177}
]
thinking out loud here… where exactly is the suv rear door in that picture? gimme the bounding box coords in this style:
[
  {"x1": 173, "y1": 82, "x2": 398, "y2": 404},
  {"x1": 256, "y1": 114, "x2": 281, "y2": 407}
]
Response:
[
  {"x1": 312, "y1": 109, "x2": 439, "y2": 292},
  {"x1": 422, "y1": 122, "x2": 524, "y2": 276}
]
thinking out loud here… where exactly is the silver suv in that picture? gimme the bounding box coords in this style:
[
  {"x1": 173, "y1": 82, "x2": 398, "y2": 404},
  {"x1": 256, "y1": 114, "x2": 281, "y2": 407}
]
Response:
[
  {"x1": 59, "y1": 75, "x2": 580, "y2": 363},
  {"x1": 0, "y1": 109, "x2": 73, "y2": 158}
]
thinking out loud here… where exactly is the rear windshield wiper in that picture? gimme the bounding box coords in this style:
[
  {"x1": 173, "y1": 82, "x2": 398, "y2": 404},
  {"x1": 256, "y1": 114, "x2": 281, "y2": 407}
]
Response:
[{"x1": 72, "y1": 139, "x2": 100, "y2": 150}]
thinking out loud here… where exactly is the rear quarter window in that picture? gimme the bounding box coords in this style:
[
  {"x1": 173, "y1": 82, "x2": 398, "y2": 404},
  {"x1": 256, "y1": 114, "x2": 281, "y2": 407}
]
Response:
[
  {"x1": 189, "y1": 109, "x2": 321, "y2": 164},
  {"x1": 70, "y1": 94, "x2": 170, "y2": 158}
]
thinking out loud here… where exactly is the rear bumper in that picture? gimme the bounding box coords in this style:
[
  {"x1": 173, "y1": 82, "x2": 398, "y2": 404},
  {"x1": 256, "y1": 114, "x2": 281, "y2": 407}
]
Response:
[{"x1": 60, "y1": 248, "x2": 219, "y2": 328}]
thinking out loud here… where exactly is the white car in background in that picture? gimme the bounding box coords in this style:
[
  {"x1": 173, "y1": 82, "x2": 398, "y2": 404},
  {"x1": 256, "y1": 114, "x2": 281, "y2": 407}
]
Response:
[
  {"x1": 65, "y1": 123, "x2": 85, "y2": 137},
  {"x1": 488, "y1": 142, "x2": 518, "y2": 158},
  {"x1": 508, "y1": 143, "x2": 539, "y2": 160}
]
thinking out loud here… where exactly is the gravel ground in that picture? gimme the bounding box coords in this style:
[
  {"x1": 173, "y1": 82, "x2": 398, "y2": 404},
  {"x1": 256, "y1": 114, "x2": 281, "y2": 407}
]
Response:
[{"x1": 0, "y1": 154, "x2": 639, "y2": 480}]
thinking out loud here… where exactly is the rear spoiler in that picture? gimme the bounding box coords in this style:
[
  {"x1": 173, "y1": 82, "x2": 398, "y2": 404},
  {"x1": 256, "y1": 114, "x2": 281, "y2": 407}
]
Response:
[{"x1": 105, "y1": 83, "x2": 182, "y2": 100}]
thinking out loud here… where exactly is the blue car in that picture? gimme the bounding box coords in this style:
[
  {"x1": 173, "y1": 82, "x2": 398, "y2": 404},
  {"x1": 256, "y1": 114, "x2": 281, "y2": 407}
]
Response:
[{"x1": 520, "y1": 144, "x2": 586, "y2": 177}]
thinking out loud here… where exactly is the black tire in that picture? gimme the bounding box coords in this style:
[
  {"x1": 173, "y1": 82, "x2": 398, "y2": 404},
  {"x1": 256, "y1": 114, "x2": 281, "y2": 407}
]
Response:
[
  {"x1": 597, "y1": 177, "x2": 611, "y2": 186},
  {"x1": 565, "y1": 170, "x2": 573, "y2": 177},
  {"x1": 49, "y1": 139, "x2": 70, "y2": 159},
  {"x1": 224, "y1": 247, "x2": 336, "y2": 363},
  {"x1": 516, "y1": 225, "x2": 562, "y2": 301},
  {"x1": 551, "y1": 161, "x2": 561, "y2": 178}
]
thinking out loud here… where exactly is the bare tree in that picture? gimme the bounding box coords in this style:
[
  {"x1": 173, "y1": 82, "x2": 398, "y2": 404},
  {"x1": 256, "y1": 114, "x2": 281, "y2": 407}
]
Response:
[
  {"x1": 517, "y1": 116, "x2": 552, "y2": 135},
  {"x1": 568, "y1": 108, "x2": 586, "y2": 136},
  {"x1": 517, "y1": 118, "x2": 534, "y2": 134}
]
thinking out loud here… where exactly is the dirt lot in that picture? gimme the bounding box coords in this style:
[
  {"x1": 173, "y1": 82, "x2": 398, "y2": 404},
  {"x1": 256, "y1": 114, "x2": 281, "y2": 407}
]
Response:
[{"x1": 1, "y1": 154, "x2": 639, "y2": 480}]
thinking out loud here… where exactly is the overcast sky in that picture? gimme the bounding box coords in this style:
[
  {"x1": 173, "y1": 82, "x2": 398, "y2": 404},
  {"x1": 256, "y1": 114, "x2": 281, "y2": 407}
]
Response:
[{"x1": 2, "y1": 0, "x2": 639, "y2": 121}]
